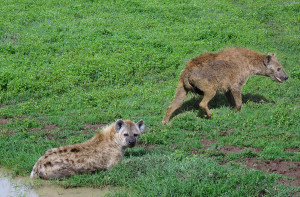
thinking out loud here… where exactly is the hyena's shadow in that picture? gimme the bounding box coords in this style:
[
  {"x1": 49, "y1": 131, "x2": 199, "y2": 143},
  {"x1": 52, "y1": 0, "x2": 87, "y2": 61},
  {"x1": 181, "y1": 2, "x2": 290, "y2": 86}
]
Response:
[
  {"x1": 171, "y1": 93, "x2": 272, "y2": 119},
  {"x1": 124, "y1": 148, "x2": 149, "y2": 157}
]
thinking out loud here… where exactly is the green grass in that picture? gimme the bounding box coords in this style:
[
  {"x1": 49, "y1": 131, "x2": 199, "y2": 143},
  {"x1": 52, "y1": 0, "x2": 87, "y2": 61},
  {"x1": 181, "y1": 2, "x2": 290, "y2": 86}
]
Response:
[{"x1": 0, "y1": 0, "x2": 299, "y2": 196}]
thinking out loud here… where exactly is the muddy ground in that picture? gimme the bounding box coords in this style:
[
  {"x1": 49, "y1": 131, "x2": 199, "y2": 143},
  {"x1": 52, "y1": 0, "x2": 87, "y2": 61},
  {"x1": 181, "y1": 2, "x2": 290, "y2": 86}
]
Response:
[{"x1": 197, "y1": 139, "x2": 300, "y2": 187}]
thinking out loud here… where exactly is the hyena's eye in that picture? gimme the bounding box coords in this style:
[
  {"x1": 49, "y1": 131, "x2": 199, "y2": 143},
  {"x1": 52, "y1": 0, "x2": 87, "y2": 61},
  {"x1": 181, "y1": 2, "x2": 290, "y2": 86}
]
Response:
[
  {"x1": 134, "y1": 134, "x2": 138, "y2": 137},
  {"x1": 277, "y1": 68, "x2": 281, "y2": 72},
  {"x1": 124, "y1": 133, "x2": 129, "y2": 136}
]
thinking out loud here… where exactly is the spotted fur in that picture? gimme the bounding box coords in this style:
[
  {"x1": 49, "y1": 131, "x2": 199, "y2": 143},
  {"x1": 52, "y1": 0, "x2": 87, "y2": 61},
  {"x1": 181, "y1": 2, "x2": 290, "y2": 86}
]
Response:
[{"x1": 30, "y1": 119, "x2": 145, "y2": 179}]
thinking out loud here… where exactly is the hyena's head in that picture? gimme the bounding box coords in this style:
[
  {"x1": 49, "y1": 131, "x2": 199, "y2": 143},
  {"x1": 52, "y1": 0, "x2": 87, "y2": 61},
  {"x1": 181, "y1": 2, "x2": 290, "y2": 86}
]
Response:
[
  {"x1": 264, "y1": 54, "x2": 288, "y2": 83},
  {"x1": 114, "y1": 119, "x2": 145, "y2": 148}
]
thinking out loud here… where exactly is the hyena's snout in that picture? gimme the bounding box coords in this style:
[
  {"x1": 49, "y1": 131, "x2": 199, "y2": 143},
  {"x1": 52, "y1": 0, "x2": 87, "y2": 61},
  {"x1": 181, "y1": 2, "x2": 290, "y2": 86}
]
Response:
[
  {"x1": 277, "y1": 72, "x2": 289, "y2": 83},
  {"x1": 283, "y1": 73, "x2": 289, "y2": 81},
  {"x1": 128, "y1": 137, "x2": 136, "y2": 147}
]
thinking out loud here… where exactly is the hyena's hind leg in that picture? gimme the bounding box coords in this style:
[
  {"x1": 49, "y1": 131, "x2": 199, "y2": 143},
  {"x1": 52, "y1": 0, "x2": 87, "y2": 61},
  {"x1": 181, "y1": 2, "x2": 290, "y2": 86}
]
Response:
[
  {"x1": 162, "y1": 80, "x2": 187, "y2": 124},
  {"x1": 199, "y1": 89, "x2": 216, "y2": 118},
  {"x1": 30, "y1": 163, "x2": 39, "y2": 179}
]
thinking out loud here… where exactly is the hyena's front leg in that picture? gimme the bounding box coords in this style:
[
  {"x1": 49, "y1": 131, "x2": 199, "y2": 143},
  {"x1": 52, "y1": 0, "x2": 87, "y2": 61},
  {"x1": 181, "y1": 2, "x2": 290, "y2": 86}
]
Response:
[{"x1": 230, "y1": 88, "x2": 242, "y2": 112}]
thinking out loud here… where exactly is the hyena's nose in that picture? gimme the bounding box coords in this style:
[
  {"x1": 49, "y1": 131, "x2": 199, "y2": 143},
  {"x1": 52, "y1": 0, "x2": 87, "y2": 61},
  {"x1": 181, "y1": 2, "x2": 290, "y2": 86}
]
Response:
[
  {"x1": 284, "y1": 75, "x2": 289, "y2": 81},
  {"x1": 129, "y1": 138, "x2": 135, "y2": 145}
]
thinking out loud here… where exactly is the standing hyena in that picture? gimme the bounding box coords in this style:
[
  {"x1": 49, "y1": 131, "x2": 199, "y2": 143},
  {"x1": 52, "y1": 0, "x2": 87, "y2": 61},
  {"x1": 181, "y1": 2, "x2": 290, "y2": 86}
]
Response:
[
  {"x1": 30, "y1": 119, "x2": 145, "y2": 179},
  {"x1": 162, "y1": 47, "x2": 288, "y2": 124}
]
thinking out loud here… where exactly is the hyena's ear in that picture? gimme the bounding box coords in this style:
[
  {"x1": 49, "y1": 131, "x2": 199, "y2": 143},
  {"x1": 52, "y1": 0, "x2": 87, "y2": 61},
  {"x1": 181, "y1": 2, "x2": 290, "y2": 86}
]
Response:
[
  {"x1": 136, "y1": 120, "x2": 145, "y2": 133},
  {"x1": 264, "y1": 55, "x2": 272, "y2": 66},
  {"x1": 115, "y1": 119, "x2": 125, "y2": 133}
]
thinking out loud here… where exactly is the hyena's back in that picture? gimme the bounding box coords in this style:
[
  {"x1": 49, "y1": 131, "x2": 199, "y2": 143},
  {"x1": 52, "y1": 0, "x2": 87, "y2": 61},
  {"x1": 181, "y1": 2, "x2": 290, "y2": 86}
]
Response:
[{"x1": 30, "y1": 144, "x2": 109, "y2": 179}]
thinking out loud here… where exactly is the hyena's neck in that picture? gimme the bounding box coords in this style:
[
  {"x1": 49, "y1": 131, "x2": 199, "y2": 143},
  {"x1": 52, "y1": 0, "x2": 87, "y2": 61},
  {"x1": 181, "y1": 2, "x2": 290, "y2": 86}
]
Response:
[
  {"x1": 248, "y1": 55, "x2": 267, "y2": 76},
  {"x1": 113, "y1": 138, "x2": 126, "y2": 151}
]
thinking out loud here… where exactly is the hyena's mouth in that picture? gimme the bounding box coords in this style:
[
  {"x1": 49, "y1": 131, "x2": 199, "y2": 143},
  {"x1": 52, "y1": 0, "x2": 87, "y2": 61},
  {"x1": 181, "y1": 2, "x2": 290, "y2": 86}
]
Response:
[
  {"x1": 128, "y1": 144, "x2": 136, "y2": 148},
  {"x1": 274, "y1": 76, "x2": 283, "y2": 83}
]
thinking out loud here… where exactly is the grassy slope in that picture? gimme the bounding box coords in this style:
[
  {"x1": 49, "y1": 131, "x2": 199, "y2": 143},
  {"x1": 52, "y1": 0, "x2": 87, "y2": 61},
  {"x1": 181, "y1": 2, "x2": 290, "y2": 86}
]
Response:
[{"x1": 0, "y1": 0, "x2": 299, "y2": 196}]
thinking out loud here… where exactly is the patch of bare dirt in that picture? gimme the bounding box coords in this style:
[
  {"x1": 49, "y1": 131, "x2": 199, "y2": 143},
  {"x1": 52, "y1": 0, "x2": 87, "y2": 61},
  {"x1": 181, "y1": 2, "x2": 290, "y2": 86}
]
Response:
[
  {"x1": 0, "y1": 130, "x2": 15, "y2": 136},
  {"x1": 45, "y1": 133, "x2": 55, "y2": 140},
  {"x1": 191, "y1": 148, "x2": 204, "y2": 155},
  {"x1": 171, "y1": 144, "x2": 178, "y2": 149},
  {"x1": 198, "y1": 139, "x2": 262, "y2": 154},
  {"x1": 242, "y1": 158, "x2": 300, "y2": 187},
  {"x1": 250, "y1": 148, "x2": 263, "y2": 153},
  {"x1": 0, "y1": 118, "x2": 9, "y2": 125},
  {"x1": 85, "y1": 123, "x2": 106, "y2": 131},
  {"x1": 0, "y1": 105, "x2": 9, "y2": 109},
  {"x1": 200, "y1": 139, "x2": 217, "y2": 149},
  {"x1": 285, "y1": 148, "x2": 300, "y2": 153},
  {"x1": 220, "y1": 145, "x2": 245, "y2": 153},
  {"x1": 19, "y1": 115, "x2": 29, "y2": 120},
  {"x1": 0, "y1": 117, "x2": 11, "y2": 136},
  {"x1": 219, "y1": 146, "x2": 263, "y2": 153},
  {"x1": 29, "y1": 124, "x2": 57, "y2": 133},
  {"x1": 194, "y1": 139, "x2": 298, "y2": 188},
  {"x1": 189, "y1": 140, "x2": 218, "y2": 155},
  {"x1": 138, "y1": 141, "x2": 158, "y2": 149},
  {"x1": 219, "y1": 128, "x2": 235, "y2": 136},
  {"x1": 44, "y1": 124, "x2": 57, "y2": 131}
]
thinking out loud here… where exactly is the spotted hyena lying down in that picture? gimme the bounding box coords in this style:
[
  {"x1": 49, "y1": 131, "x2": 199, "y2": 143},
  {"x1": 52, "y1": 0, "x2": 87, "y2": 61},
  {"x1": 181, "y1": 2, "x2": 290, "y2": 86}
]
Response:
[{"x1": 30, "y1": 119, "x2": 145, "y2": 179}]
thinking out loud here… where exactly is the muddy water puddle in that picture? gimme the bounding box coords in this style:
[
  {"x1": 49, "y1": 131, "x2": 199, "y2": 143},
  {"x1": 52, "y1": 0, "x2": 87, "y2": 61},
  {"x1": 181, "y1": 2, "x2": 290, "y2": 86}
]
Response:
[
  {"x1": 34, "y1": 185, "x2": 110, "y2": 197},
  {"x1": 0, "y1": 168, "x2": 111, "y2": 197}
]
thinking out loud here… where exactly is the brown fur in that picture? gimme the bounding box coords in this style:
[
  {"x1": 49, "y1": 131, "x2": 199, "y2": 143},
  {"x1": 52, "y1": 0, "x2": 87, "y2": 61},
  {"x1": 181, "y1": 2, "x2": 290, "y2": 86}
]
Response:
[
  {"x1": 30, "y1": 119, "x2": 145, "y2": 179},
  {"x1": 162, "y1": 47, "x2": 288, "y2": 124}
]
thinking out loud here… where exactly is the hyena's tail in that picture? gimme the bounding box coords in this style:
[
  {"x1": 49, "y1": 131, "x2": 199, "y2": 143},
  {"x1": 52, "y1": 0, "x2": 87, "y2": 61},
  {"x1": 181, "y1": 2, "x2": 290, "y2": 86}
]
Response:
[{"x1": 179, "y1": 68, "x2": 194, "y2": 91}]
